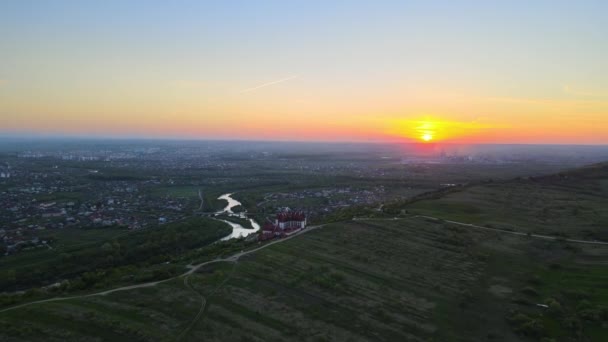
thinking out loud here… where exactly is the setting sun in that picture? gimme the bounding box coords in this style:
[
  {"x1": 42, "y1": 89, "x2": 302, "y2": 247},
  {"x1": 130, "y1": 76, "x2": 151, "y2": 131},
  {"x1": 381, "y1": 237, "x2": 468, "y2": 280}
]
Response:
[
  {"x1": 415, "y1": 120, "x2": 438, "y2": 142},
  {"x1": 386, "y1": 117, "x2": 509, "y2": 143}
]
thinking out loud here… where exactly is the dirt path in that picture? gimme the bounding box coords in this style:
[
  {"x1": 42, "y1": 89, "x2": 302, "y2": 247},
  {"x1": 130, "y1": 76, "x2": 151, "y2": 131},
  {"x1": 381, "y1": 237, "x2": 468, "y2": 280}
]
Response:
[
  {"x1": 355, "y1": 216, "x2": 608, "y2": 246},
  {"x1": 175, "y1": 271, "x2": 208, "y2": 341},
  {"x1": 197, "y1": 189, "x2": 204, "y2": 211},
  {"x1": 0, "y1": 224, "x2": 324, "y2": 314},
  {"x1": 176, "y1": 261, "x2": 238, "y2": 341},
  {"x1": 424, "y1": 216, "x2": 608, "y2": 245},
  {"x1": 4, "y1": 215, "x2": 602, "y2": 316}
]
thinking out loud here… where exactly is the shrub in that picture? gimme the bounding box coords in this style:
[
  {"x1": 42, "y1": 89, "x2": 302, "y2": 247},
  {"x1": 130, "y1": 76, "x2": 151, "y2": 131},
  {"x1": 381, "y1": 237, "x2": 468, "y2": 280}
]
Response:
[
  {"x1": 507, "y1": 311, "x2": 546, "y2": 338},
  {"x1": 561, "y1": 289, "x2": 589, "y2": 301},
  {"x1": 521, "y1": 286, "x2": 539, "y2": 297},
  {"x1": 562, "y1": 317, "x2": 582, "y2": 336},
  {"x1": 544, "y1": 298, "x2": 562, "y2": 316},
  {"x1": 512, "y1": 297, "x2": 532, "y2": 306},
  {"x1": 527, "y1": 275, "x2": 542, "y2": 285}
]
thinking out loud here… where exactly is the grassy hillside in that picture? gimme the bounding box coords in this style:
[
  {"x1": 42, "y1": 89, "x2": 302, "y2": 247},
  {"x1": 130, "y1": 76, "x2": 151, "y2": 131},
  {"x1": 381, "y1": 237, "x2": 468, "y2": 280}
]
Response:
[
  {"x1": 400, "y1": 162, "x2": 608, "y2": 241},
  {"x1": 0, "y1": 218, "x2": 232, "y2": 304},
  {"x1": 189, "y1": 219, "x2": 489, "y2": 341},
  {"x1": 2, "y1": 218, "x2": 606, "y2": 341},
  {"x1": 186, "y1": 220, "x2": 608, "y2": 341}
]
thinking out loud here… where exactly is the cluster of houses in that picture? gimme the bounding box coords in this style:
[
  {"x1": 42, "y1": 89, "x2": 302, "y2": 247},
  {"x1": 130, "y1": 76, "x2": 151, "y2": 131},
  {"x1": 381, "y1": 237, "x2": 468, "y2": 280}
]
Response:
[
  {"x1": 260, "y1": 210, "x2": 307, "y2": 241},
  {"x1": 259, "y1": 186, "x2": 385, "y2": 214}
]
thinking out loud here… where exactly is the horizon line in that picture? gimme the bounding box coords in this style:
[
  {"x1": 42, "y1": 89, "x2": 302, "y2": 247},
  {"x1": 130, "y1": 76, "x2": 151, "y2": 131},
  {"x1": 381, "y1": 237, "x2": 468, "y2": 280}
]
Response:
[{"x1": 1, "y1": 133, "x2": 608, "y2": 147}]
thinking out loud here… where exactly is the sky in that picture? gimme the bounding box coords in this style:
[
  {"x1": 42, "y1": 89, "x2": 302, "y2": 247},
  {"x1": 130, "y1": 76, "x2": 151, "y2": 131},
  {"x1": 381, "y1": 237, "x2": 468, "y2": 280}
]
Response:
[{"x1": 1, "y1": 0, "x2": 607, "y2": 144}]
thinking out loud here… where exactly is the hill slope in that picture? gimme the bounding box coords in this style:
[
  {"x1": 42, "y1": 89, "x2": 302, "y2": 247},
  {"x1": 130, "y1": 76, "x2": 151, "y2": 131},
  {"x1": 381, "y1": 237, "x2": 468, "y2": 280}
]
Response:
[{"x1": 400, "y1": 162, "x2": 608, "y2": 241}]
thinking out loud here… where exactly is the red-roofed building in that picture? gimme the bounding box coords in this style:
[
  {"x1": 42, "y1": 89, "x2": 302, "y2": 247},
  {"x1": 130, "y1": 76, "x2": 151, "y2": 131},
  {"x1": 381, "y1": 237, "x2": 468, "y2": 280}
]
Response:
[
  {"x1": 260, "y1": 211, "x2": 307, "y2": 241},
  {"x1": 275, "y1": 211, "x2": 306, "y2": 229}
]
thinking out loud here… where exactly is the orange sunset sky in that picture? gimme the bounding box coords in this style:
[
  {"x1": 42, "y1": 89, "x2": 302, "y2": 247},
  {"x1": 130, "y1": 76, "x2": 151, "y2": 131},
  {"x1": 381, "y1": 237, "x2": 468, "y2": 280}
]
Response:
[{"x1": 1, "y1": 1, "x2": 607, "y2": 144}]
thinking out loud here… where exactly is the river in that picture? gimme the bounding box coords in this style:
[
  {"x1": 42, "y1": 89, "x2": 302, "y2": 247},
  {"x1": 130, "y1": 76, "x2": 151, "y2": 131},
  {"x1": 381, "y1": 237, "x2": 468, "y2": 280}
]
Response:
[{"x1": 216, "y1": 193, "x2": 260, "y2": 241}]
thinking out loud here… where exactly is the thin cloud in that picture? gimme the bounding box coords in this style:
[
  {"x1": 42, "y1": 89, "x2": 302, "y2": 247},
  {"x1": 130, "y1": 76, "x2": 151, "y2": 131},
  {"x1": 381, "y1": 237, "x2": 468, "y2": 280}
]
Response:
[
  {"x1": 484, "y1": 95, "x2": 607, "y2": 106},
  {"x1": 562, "y1": 84, "x2": 607, "y2": 97},
  {"x1": 169, "y1": 80, "x2": 210, "y2": 89},
  {"x1": 239, "y1": 75, "x2": 299, "y2": 94},
  {"x1": 483, "y1": 96, "x2": 555, "y2": 105}
]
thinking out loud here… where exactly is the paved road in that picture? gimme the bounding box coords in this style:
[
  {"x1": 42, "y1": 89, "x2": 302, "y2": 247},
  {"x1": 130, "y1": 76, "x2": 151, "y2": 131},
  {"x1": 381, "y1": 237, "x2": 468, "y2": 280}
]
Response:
[{"x1": 0, "y1": 224, "x2": 324, "y2": 314}]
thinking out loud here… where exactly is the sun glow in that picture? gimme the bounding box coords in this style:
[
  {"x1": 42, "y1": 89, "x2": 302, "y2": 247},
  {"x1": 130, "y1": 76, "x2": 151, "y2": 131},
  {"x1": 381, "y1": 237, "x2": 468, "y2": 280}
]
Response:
[
  {"x1": 387, "y1": 116, "x2": 502, "y2": 143},
  {"x1": 415, "y1": 120, "x2": 438, "y2": 142}
]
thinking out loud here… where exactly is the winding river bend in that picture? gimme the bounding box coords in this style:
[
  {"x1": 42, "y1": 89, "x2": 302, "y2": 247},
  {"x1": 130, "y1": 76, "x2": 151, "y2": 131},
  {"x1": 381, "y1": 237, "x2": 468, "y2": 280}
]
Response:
[{"x1": 216, "y1": 193, "x2": 260, "y2": 241}]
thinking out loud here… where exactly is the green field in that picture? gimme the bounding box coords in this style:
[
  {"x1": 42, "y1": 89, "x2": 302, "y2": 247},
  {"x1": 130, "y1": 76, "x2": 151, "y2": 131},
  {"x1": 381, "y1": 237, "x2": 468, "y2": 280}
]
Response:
[
  {"x1": 148, "y1": 186, "x2": 202, "y2": 200},
  {"x1": 402, "y1": 164, "x2": 608, "y2": 241},
  {"x1": 0, "y1": 226, "x2": 129, "y2": 279},
  {"x1": 0, "y1": 218, "x2": 231, "y2": 305},
  {"x1": 2, "y1": 216, "x2": 605, "y2": 341},
  {"x1": 189, "y1": 219, "x2": 490, "y2": 341}
]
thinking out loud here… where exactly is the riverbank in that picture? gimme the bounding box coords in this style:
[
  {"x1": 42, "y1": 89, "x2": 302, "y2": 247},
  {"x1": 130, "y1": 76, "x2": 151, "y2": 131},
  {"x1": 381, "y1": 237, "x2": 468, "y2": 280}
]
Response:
[
  {"x1": 214, "y1": 214, "x2": 253, "y2": 229},
  {"x1": 215, "y1": 193, "x2": 260, "y2": 240}
]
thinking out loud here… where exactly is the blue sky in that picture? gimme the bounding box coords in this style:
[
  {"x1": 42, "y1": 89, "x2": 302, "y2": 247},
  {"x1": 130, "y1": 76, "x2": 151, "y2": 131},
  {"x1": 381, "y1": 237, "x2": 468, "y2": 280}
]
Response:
[{"x1": 1, "y1": 1, "x2": 607, "y2": 142}]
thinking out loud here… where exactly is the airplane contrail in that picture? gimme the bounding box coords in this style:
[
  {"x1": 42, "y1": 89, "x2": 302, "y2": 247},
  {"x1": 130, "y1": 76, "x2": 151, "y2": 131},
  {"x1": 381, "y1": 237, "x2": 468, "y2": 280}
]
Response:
[{"x1": 239, "y1": 75, "x2": 299, "y2": 94}]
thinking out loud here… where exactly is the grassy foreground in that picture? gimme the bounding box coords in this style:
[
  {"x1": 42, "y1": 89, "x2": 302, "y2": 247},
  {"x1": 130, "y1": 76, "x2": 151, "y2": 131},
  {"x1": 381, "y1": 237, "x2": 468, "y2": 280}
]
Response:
[{"x1": 2, "y1": 216, "x2": 605, "y2": 341}]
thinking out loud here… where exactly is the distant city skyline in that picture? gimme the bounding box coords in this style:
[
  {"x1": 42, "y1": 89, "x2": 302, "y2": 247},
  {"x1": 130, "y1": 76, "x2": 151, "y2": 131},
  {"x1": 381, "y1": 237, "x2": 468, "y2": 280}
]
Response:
[{"x1": 1, "y1": 1, "x2": 607, "y2": 144}]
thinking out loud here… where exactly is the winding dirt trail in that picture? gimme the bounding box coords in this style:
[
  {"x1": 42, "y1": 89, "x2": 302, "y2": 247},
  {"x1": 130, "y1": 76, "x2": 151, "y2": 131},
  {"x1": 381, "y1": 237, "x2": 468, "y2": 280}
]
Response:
[
  {"x1": 3, "y1": 215, "x2": 603, "y2": 316},
  {"x1": 354, "y1": 216, "x2": 608, "y2": 245},
  {"x1": 0, "y1": 224, "x2": 324, "y2": 314},
  {"x1": 175, "y1": 271, "x2": 209, "y2": 341},
  {"x1": 423, "y1": 216, "x2": 608, "y2": 245},
  {"x1": 175, "y1": 261, "x2": 238, "y2": 341}
]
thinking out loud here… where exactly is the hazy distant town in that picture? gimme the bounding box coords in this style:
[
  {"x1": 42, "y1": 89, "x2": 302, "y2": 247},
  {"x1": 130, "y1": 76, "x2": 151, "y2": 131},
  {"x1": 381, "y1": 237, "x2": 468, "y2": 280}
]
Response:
[{"x1": 2, "y1": 139, "x2": 608, "y2": 258}]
